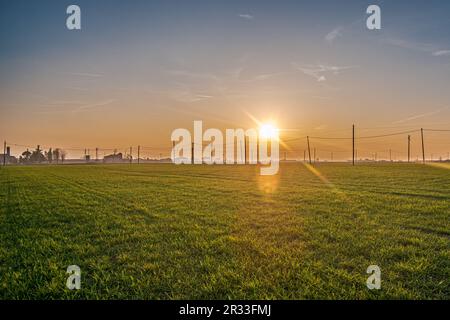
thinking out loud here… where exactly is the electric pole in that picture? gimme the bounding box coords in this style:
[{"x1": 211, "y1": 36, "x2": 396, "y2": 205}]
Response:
[
  {"x1": 307, "y1": 136, "x2": 312, "y2": 165},
  {"x1": 407, "y1": 135, "x2": 411, "y2": 163},
  {"x1": 352, "y1": 124, "x2": 355, "y2": 166},
  {"x1": 421, "y1": 128, "x2": 425, "y2": 164}
]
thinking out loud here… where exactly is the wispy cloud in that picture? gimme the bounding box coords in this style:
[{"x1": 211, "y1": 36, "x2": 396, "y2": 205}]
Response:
[
  {"x1": 173, "y1": 91, "x2": 213, "y2": 103},
  {"x1": 233, "y1": 68, "x2": 289, "y2": 82},
  {"x1": 314, "y1": 124, "x2": 328, "y2": 131},
  {"x1": 325, "y1": 27, "x2": 343, "y2": 43},
  {"x1": 432, "y1": 50, "x2": 450, "y2": 57},
  {"x1": 245, "y1": 72, "x2": 288, "y2": 81},
  {"x1": 383, "y1": 38, "x2": 435, "y2": 52},
  {"x1": 166, "y1": 81, "x2": 215, "y2": 103},
  {"x1": 63, "y1": 72, "x2": 104, "y2": 78},
  {"x1": 311, "y1": 95, "x2": 332, "y2": 100},
  {"x1": 32, "y1": 99, "x2": 117, "y2": 114},
  {"x1": 238, "y1": 14, "x2": 254, "y2": 20},
  {"x1": 73, "y1": 99, "x2": 116, "y2": 112},
  {"x1": 384, "y1": 38, "x2": 450, "y2": 58},
  {"x1": 165, "y1": 69, "x2": 220, "y2": 82},
  {"x1": 50, "y1": 100, "x2": 84, "y2": 105},
  {"x1": 65, "y1": 86, "x2": 89, "y2": 91},
  {"x1": 324, "y1": 16, "x2": 365, "y2": 44},
  {"x1": 292, "y1": 63, "x2": 358, "y2": 82},
  {"x1": 392, "y1": 106, "x2": 449, "y2": 124}
]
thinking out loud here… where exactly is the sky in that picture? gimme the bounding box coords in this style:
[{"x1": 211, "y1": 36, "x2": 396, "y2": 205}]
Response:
[{"x1": 1, "y1": 0, "x2": 450, "y2": 160}]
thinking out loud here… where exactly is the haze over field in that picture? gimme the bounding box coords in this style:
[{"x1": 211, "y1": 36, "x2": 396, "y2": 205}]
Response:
[{"x1": 0, "y1": 0, "x2": 449, "y2": 159}]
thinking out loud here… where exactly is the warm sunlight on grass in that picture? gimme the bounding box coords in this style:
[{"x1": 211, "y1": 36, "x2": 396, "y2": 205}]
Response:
[{"x1": 1, "y1": 163, "x2": 449, "y2": 299}]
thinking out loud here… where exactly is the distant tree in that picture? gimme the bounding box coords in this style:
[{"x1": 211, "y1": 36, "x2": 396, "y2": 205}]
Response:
[
  {"x1": 30, "y1": 145, "x2": 46, "y2": 163},
  {"x1": 53, "y1": 148, "x2": 61, "y2": 164},
  {"x1": 60, "y1": 149, "x2": 67, "y2": 164},
  {"x1": 21, "y1": 149, "x2": 32, "y2": 163},
  {"x1": 47, "y1": 148, "x2": 53, "y2": 164}
]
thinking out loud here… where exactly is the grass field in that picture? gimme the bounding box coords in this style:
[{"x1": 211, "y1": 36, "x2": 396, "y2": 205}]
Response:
[{"x1": 0, "y1": 163, "x2": 449, "y2": 299}]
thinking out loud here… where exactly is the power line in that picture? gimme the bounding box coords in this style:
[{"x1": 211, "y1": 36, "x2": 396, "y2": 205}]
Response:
[
  {"x1": 423, "y1": 129, "x2": 450, "y2": 132},
  {"x1": 3, "y1": 126, "x2": 450, "y2": 163},
  {"x1": 283, "y1": 129, "x2": 422, "y2": 142},
  {"x1": 357, "y1": 129, "x2": 420, "y2": 139}
]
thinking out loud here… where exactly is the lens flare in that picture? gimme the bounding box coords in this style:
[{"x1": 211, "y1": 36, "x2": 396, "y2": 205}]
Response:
[{"x1": 259, "y1": 123, "x2": 278, "y2": 139}]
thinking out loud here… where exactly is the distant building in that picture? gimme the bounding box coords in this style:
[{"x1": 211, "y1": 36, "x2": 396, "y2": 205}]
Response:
[
  {"x1": 0, "y1": 147, "x2": 18, "y2": 164},
  {"x1": 103, "y1": 152, "x2": 123, "y2": 163}
]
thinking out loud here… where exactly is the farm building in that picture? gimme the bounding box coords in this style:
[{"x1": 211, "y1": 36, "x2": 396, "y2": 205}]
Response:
[
  {"x1": 0, "y1": 147, "x2": 18, "y2": 164},
  {"x1": 103, "y1": 152, "x2": 123, "y2": 163}
]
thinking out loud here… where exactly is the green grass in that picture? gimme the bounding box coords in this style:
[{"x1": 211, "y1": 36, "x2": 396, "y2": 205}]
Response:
[{"x1": 0, "y1": 163, "x2": 449, "y2": 299}]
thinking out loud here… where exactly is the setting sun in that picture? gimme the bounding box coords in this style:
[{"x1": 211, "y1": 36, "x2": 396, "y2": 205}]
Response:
[{"x1": 259, "y1": 123, "x2": 279, "y2": 139}]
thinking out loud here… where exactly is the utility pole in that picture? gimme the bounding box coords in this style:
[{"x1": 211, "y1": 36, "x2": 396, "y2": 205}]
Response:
[
  {"x1": 96, "y1": 148, "x2": 98, "y2": 162},
  {"x1": 307, "y1": 136, "x2": 312, "y2": 165},
  {"x1": 137, "y1": 145, "x2": 140, "y2": 164},
  {"x1": 3, "y1": 141, "x2": 6, "y2": 166},
  {"x1": 303, "y1": 150, "x2": 306, "y2": 163},
  {"x1": 244, "y1": 136, "x2": 247, "y2": 164},
  {"x1": 421, "y1": 128, "x2": 425, "y2": 164},
  {"x1": 313, "y1": 148, "x2": 316, "y2": 163},
  {"x1": 407, "y1": 135, "x2": 411, "y2": 163},
  {"x1": 191, "y1": 142, "x2": 194, "y2": 164},
  {"x1": 130, "y1": 147, "x2": 133, "y2": 164},
  {"x1": 389, "y1": 149, "x2": 392, "y2": 162},
  {"x1": 256, "y1": 135, "x2": 261, "y2": 163},
  {"x1": 352, "y1": 124, "x2": 355, "y2": 166},
  {"x1": 172, "y1": 141, "x2": 175, "y2": 162}
]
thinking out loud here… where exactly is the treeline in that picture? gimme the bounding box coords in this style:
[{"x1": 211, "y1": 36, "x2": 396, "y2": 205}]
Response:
[{"x1": 19, "y1": 145, "x2": 67, "y2": 164}]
